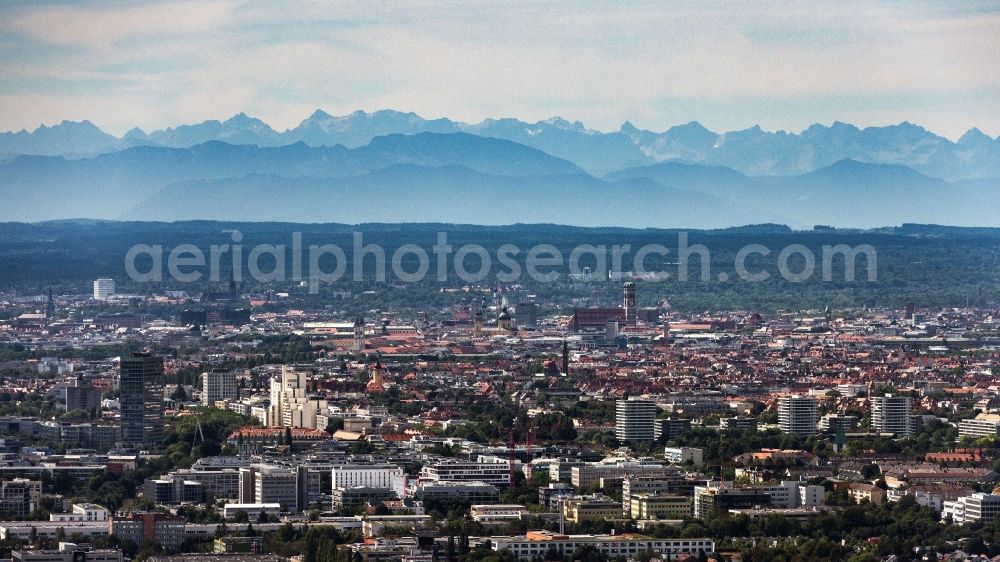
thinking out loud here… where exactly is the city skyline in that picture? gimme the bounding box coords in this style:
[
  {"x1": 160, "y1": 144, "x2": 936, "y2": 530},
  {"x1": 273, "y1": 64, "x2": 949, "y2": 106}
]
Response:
[{"x1": 1, "y1": 4, "x2": 999, "y2": 561}]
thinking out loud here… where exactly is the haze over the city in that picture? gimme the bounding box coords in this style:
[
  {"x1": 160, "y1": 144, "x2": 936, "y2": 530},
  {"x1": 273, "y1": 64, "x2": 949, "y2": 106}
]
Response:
[{"x1": 5, "y1": 4, "x2": 1000, "y2": 562}]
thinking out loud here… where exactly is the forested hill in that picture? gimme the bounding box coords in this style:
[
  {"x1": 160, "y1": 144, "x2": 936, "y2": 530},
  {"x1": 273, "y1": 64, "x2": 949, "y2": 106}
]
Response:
[{"x1": 1, "y1": 221, "x2": 998, "y2": 312}]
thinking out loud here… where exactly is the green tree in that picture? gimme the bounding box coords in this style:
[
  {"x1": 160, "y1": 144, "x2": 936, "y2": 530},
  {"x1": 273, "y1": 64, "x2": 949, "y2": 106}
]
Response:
[{"x1": 170, "y1": 384, "x2": 188, "y2": 402}]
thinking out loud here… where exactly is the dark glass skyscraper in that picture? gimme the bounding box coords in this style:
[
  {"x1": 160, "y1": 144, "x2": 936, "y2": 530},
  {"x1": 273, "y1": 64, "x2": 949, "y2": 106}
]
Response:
[{"x1": 120, "y1": 352, "x2": 164, "y2": 447}]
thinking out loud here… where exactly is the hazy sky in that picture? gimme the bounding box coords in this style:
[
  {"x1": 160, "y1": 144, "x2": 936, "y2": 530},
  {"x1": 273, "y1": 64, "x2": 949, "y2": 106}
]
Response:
[{"x1": 2, "y1": 1, "x2": 999, "y2": 139}]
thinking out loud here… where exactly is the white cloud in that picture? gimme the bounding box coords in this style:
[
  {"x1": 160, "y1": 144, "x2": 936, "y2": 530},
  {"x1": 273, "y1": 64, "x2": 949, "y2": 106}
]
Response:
[
  {"x1": 1, "y1": 0, "x2": 998, "y2": 138},
  {"x1": 6, "y1": 1, "x2": 237, "y2": 49}
]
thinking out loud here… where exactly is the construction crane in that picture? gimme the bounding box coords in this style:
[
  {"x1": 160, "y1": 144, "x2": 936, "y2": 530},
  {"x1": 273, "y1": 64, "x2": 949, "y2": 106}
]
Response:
[{"x1": 191, "y1": 417, "x2": 205, "y2": 448}]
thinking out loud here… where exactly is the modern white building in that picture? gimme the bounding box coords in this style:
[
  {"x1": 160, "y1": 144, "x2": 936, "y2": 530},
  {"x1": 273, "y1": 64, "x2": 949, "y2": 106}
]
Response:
[
  {"x1": 0, "y1": 522, "x2": 108, "y2": 541},
  {"x1": 572, "y1": 459, "x2": 681, "y2": 488},
  {"x1": 491, "y1": 531, "x2": 714, "y2": 560},
  {"x1": 616, "y1": 398, "x2": 656, "y2": 442},
  {"x1": 93, "y1": 278, "x2": 115, "y2": 300},
  {"x1": 621, "y1": 476, "x2": 704, "y2": 517},
  {"x1": 202, "y1": 369, "x2": 238, "y2": 407},
  {"x1": 817, "y1": 413, "x2": 859, "y2": 433},
  {"x1": 412, "y1": 481, "x2": 500, "y2": 504},
  {"x1": 663, "y1": 447, "x2": 703, "y2": 466},
  {"x1": 958, "y1": 413, "x2": 1000, "y2": 439},
  {"x1": 331, "y1": 464, "x2": 404, "y2": 491},
  {"x1": 421, "y1": 459, "x2": 511, "y2": 487},
  {"x1": 887, "y1": 488, "x2": 968, "y2": 513},
  {"x1": 871, "y1": 394, "x2": 912, "y2": 436},
  {"x1": 222, "y1": 503, "x2": 281, "y2": 520},
  {"x1": 470, "y1": 504, "x2": 529, "y2": 523},
  {"x1": 836, "y1": 383, "x2": 867, "y2": 397},
  {"x1": 269, "y1": 366, "x2": 327, "y2": 430},
  {"x1": 799, "y1": 484, "x2": 825, "y2": 507},
  {"x1": 250, "y1": 405, "x2": 270, "y2": 426},
  {"x1": 694, "y1": 481, "x2": 824, "y2": 517},
  {"x1": 48, "y1": 503, "x2": 108, "y2": 522},
  {"x1": 238, "y1": 465, "x2": 298, "y2": 512},
  {"x1": 943, "y1": 493, "x2": 1000, "y2": 525},
  {"x1": 778, "y1": 395, "x2": 818, "y2": 434}
]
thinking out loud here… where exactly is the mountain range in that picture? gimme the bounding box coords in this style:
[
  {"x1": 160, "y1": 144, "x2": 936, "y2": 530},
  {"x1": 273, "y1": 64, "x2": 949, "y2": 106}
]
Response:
[
  {"x1": 1, "y1": 110, "x2": 999, "y2": 228},
  {"x1": 3, "y1": 109, "x2": 999, "y2": 180}
]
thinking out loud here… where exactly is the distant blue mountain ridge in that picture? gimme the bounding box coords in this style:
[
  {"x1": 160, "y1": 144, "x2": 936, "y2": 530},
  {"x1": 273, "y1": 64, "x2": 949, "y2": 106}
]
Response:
[
  {"x1": 1, "y1": 110, "x2": 999, "y2": 228},
  {"x1": 0, "y1": 128, "x2": 996, "y2": 227},
  {"x1": 2, "y1": 109, "x2": 998, "y2": 180}
]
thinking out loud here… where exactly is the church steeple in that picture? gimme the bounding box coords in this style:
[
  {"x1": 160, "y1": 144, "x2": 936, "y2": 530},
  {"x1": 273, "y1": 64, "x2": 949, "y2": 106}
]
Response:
[
  {"x1": 353, "y1": 316, "x2": 365, "y2": 352},
  {"x1": 366, "y1": 360, "x2": 386, "y2": 393}
]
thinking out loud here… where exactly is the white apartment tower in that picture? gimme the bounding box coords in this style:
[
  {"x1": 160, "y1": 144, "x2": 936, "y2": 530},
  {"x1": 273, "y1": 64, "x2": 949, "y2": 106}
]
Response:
[
  {"x1": 616, "y1": 397, "x2": 657, "y2": 442},
  {"x1": 778, "y1": 395, "x2": 818, "y2": 434},
  {"x1": 239, "y1": 465, "x2": 298, "y2": 512},
  {"x1": 269, "y1": 366, "x2": 327, "y2": 430},
  {"x1": 93, "y1": 278, "x2": 115, "y2": 300},
  {"x1": 871, "y1": 394, "x2": 913, "y2": 436},
  {"x1": 202, "y1": 369, "x2": 238, "y2": 407}
]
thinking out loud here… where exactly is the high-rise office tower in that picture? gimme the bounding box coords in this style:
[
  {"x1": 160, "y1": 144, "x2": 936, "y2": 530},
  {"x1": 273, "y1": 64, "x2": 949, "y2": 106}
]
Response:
[
  {"x1": 93, "y1": 278, "x2": 115, "y2": 300},
  {"x1": 45, "y1": 288, "x2": 55, "y2": 320},
  {"x1": 778, "y1": 395, "x2": 818, "y2": 434},
  {"x1": 269, "y1": 365, "x2": 327, "y2": 430},
  {"x1": 562, "y1": 340, "x2": 570, "y2": 376},
  {"x1": 514, "y1": 302, "x2": 538, "y2": 328},
  {"x1": 616, "y1": 397, "x2": 656, "y2": 442},
  {"x1": 871, "y1": 394, "x2": 913, "y2": 436},
  {"x1": 66, "y1": 374, "x2": 102, "y2": 415},
  {"x1": 202, "y1": 369, "x2": 238, "y2": 407},
  {"x1": 120, "y1": 352, "x2": 165, "y2": 447}
]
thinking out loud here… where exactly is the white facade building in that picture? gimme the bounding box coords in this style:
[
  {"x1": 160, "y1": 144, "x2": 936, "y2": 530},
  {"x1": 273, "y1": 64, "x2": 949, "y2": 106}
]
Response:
[
  {"x1": 958, "y1": 413, "x2": 1000, "y2": 439},
  {"x1": 202, "y1": 370, "x2": 238, "y2": 407},
  {"x1": 250, "y1": 405, "x2": 269, "y2": 426},
  {"x1": 470, "y1": 504, "x2": 529, "y2": 523},
  {"x1": 616, "y1": 398, "x2": 656, "y2": 442},
  {"x1": 694, "y1": 481, "x2": 824, "y2": 517},
  {"x1": 223, "y1": 503, "x2": 281, "y2": 520},
  {"x1": 871, "y1": 394, "x2": 912, "y2": 436},
  {"x1": 799, "y1": 484, "x2": 825, "y2": 507},
  {"x1": 93, "y1": 279, "x2": 115, "y2": 300},
  {"x1": 269, "y1": 366, "x2": 327, "y2": 430},
  {"x1": 663, "y1": 447, "x2": 703, "y2": 466},
  {"x1": 48, "y1": 503, "x2": 109, "y2": 522},
  {"x1": 943, "y1": 493, "x2": 1000, "y2": 525},
  {"x1": 238, "y1": 465, "x2": 299, "y2": 512},
  {"x1": 420, "y1": 460, "x2": 512, "y2": 487},
  {"x1": 491, "y1": 531, "x2": 714, "y2": 561},
  {"x1": 572, "y1": 459, "x2": 680, "y2": 488},
  {"x1": 778, "y1": 395, "x2": 818, "y2": 434},
  {"x1": 331, "y1": 464, "x2": 404, "y2": 490}
]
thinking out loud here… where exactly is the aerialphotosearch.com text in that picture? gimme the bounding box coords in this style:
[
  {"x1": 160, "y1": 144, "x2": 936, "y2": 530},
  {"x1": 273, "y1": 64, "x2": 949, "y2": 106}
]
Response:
[{"x1": 124, "y1": 231, "x2": 878, "y2": 293}]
